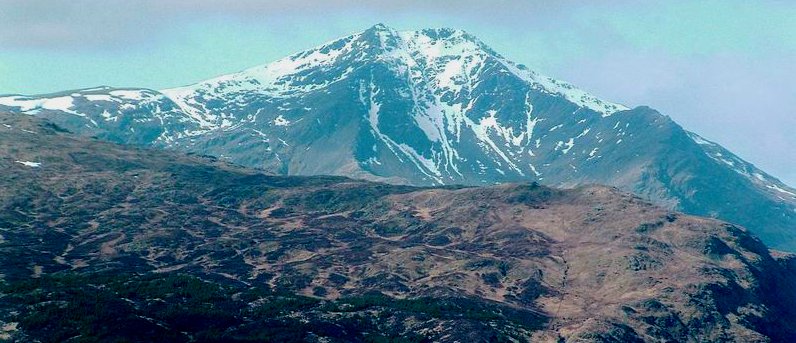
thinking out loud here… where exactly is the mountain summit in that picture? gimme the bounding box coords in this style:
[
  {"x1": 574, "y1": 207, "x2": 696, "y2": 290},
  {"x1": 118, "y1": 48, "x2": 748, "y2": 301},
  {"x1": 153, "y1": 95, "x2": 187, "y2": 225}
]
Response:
[{"x1": 1, "y1": 24, "x2": 795, "y2": 250}]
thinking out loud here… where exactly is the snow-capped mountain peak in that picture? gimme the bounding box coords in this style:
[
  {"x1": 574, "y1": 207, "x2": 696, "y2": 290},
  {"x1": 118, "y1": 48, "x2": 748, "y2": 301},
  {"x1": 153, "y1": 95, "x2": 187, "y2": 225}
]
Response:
[{"x1": 161, "y1": 24, "x2": 626, "y2": 129}]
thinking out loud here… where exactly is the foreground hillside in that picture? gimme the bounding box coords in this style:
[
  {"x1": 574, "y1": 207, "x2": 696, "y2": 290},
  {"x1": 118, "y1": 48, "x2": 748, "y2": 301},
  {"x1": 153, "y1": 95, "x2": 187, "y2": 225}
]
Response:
[{"x1": 1, "y1": 112, "x2": 796, "y2": 342}]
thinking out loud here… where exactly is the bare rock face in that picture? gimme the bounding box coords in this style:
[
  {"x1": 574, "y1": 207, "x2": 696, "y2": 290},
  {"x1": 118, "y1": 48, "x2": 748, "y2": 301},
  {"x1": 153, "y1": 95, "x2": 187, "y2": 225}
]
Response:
[
  {"x1": 1, "y1": 24, "x2": 794, "y2": 252},
  {"x1": 1, "y1": 113, "x2": 795, "y2": 342}
]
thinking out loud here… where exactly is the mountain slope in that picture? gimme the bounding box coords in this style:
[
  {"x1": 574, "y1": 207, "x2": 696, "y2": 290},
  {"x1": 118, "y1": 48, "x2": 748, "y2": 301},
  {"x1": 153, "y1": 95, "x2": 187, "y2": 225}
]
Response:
[
  {"x1": 3, "y1": 112, "x2": 796, "y2": 342},
  {"x1": 1, "y1": 24, "x2": 794, "y2": 250}
]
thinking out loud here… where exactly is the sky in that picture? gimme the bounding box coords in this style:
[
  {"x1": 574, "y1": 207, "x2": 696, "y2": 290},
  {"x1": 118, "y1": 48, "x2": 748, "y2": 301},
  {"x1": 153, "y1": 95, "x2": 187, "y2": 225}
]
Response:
[{"x1": 1, "y1": 0, "x2": 794, "y2": 186}]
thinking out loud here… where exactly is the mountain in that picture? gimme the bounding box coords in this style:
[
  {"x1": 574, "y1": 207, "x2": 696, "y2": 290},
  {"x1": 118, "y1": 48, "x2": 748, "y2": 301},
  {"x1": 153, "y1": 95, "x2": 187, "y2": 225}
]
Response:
[
  {"x1": 1, "y1": 24, "x2": 794, "y2": 251},
  {"x1": 2, "y1": 112, "x2": 796, "y2": 342}
]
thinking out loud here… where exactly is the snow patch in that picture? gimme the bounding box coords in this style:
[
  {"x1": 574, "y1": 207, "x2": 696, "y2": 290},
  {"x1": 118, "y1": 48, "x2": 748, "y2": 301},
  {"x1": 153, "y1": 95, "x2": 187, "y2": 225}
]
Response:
[
  {"x1": 588, "y1": 148, "x2": 599, "y2": 158},
  {"x1": 768, "y1": 184, "x2": 796, "y2": 197},
  {"x1": 0, "y1": 95, "x2": 83, "y2": 116},
  {"x1": 274, "y1": 115, "x2": 291, "y2": 126},
  {"x1": 561, "y1": 138, "x2": 575, "y2": 154},
  {"x1": 529, "y1": 164, "x2": 542, "y2": 177},
  {"x1": 109, "y1": 90, "x2": 148, "y2": 100},
  {"x1": 689, "y1": 133, "x2": 714, "y2": 146},
  {"x1": 15, "y1": 161, "x2": 41, "y2": 167},
  {"x1": 84, "y1": 94, "x2": 115, "y2": 102}
]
